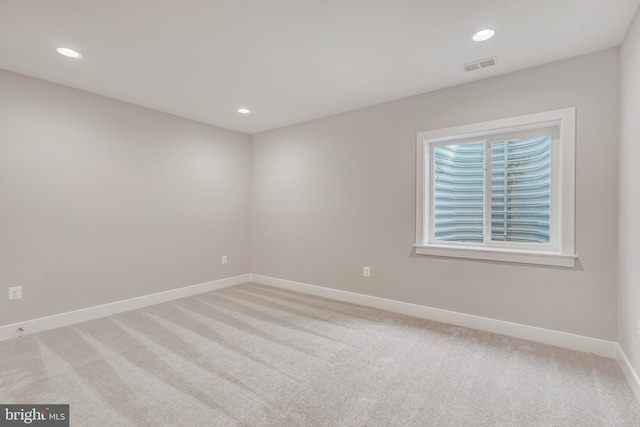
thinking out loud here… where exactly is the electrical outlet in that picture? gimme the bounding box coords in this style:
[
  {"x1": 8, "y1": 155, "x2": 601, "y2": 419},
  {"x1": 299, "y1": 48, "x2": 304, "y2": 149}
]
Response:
[
  {"x1": 221, "y1": 256, "x2": 228, "y2": 265},
  {"x1": 8, "y1": 286, "x2": 22, "y2": 300},
  {"x1": 636, "y1": 318, "x2": 640, "y2": 341},
  {"x1": 363, "y1": 266, "x2": 370, "y2": 277}
]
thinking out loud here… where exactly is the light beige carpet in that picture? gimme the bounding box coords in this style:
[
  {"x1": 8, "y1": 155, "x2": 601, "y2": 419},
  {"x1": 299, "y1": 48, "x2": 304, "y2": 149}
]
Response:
[{"x1": 1, "y1": 283, "x2": 639, "y2": 426}]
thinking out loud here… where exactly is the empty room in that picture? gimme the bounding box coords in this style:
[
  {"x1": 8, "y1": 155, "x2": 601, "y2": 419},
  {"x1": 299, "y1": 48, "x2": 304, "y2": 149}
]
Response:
[{"x1": 1, "y1": 1, "x2": 640, "y2": 425}]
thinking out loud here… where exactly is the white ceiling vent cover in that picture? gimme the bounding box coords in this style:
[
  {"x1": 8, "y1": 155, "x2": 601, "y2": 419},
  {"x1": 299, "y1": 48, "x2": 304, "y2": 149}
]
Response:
[{"x1": 462, "y1": 57, "x2": 497, "y2": 72}]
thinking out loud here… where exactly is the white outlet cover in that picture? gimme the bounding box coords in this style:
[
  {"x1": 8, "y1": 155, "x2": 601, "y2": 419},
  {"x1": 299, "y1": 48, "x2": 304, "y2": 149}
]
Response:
[{"x1": 8, "y1": 286, "x2": 22, "y2": 300}]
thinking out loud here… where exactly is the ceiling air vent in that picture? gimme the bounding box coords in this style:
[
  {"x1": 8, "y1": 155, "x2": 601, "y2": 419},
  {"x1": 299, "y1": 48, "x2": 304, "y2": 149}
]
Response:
[{"x1": 462, "y1": 56, "x2": 497, "y2": 72}]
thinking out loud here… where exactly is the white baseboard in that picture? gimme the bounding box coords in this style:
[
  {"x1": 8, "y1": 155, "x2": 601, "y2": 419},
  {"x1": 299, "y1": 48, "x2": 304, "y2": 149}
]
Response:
[
  {"x1": 250, "y1": 274, "x2": 617, "y2": 359},
  {"x1": 0, "y1": 274, "x2": 250, "y2": 342},
  {"x1": 616, "y1": 344, "x2": 640, "y2": 403},
  {"x1": 0, "y1": 271, "x2": 620, "y2": 361}
]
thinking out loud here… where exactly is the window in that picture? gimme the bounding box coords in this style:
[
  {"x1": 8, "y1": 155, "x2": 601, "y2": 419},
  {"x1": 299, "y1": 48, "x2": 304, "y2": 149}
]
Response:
[{"x1": 415, "y1": 108, "x2": 576, "y2": 267}]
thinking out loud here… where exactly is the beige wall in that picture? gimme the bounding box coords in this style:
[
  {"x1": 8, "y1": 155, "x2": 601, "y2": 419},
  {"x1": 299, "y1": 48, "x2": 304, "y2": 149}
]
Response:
[
  {"x1": 619, "y1": 9, "x2": 640, "y2": 373},
  {"x1": 251, "y1": 49, "x2": 620, "y2": 340},
  {"x1": 0, "y1": 70, "x2": 251, "y2": 326},
  {"x1": 0, "y1": 48, "x2": 624, "y2": 343}
]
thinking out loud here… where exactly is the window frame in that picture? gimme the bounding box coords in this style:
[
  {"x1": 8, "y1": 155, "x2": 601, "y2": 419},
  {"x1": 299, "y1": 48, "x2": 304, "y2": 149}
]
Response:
[{"x1": 415, "y1": 108, "x2": 576, "y2": 267}]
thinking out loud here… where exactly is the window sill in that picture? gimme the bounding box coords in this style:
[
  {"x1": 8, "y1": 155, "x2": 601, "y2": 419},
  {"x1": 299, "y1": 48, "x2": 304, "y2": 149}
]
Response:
[{"x1": 414, "y1": 244, "x2": 576, "y2": 267}]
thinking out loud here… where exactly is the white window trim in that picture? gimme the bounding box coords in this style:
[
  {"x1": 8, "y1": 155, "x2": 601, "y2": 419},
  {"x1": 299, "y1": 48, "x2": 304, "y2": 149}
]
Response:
[{"x1": 415, "y1": 108, "x2": 577, "y2": 267}]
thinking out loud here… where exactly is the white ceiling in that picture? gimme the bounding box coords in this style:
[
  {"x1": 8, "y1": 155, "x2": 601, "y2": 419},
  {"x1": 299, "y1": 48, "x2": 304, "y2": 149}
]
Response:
[{"x1": 1, "y1": 0, "x2": 638, "y2": 134}]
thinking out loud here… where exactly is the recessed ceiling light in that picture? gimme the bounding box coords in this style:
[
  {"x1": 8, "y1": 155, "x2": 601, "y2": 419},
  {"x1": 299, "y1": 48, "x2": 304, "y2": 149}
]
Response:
[
  {"x1": 472, "y1": 29, "x2": 495, "y2": 42},
  {"x1": 237, "y1": 108, "x2": 250, "y2": 114},
  {"x1": 56, "y1": 47, "x2": 82, "y2": 58}
]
